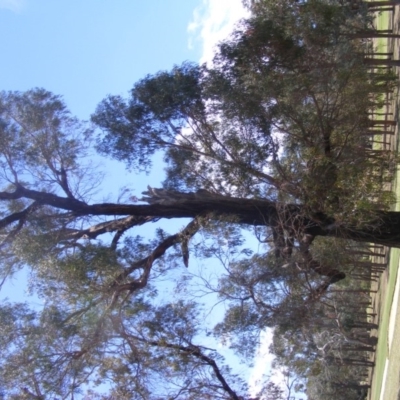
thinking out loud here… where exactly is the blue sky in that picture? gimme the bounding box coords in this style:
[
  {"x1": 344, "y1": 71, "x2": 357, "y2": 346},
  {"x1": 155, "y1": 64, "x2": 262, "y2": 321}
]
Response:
[
  {"x1": 0, "y1": 0, "x2": 202, "y2": 119},
  {"x1": 0, "y1": 0, "x2": 248, "y2": 256},
  {"x1": 0, "y1": 0, "x2": 247, "y2": 119},
  {"x1": 0, "y1": 0, "x2": 248, "y2": 195},
  {"x1": 0, "y1": 1, "x2": 293, "y2": 397},
  {"x1": 0, "y1": 0, "x2": 209, "y2": 291},
  {"x1": 0, "y1": 0, "x2": 249, "y2": 282}
]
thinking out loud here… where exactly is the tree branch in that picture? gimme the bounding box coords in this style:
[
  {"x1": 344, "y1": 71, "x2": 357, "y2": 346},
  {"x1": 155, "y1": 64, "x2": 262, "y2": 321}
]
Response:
[
  {"x1": 0, "y1": 202, "x2": 41, "y2": 248},
  {"x1": 112, "y1": 316, "x2": 241, "y2": 400},
  {"x1": 57, "y1": 215, "x2": 156, "y2": 242},
  {"x1": 113, "y1": 218, "x2": 200, "y2": 292}
]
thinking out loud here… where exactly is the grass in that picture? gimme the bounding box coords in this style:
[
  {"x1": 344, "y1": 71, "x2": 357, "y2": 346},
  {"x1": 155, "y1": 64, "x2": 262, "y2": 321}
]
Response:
[
  {"x1": 370, "y1": 162, "x2": 400, "y2": 400},
  {"x1": 370, "y1": 248, "x2": 400, "y2": 400}
]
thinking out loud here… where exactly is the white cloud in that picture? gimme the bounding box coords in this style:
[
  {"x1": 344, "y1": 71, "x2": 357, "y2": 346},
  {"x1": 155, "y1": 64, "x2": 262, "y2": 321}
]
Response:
[
  {"x1": 188, "y1": 0, "x2": 249, "y2": 65},
  {"x1": 248, "y1": 329, "x2": 276, "y2": 398},
  {"x1": 248, "y1": 329, "x2": 297, "y2": 400},
  {"x1": 0, "y1": 0, "x2": 26, "y2": 13}
]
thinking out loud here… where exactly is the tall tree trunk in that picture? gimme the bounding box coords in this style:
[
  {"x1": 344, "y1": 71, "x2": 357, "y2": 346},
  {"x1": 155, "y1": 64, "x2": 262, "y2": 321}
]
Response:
[
  {"x1": 366, "y1": 0, "x2": 400, "y2": 7},
  {"x1": 4, "y1": 185, "x2": 400, "y2": 248},
  {"x1": 354, "y1": 32, "x2": 400, "y2": 39},
  {"x1": 364, "y1": 58, "x2": 400, "y2": 66}
]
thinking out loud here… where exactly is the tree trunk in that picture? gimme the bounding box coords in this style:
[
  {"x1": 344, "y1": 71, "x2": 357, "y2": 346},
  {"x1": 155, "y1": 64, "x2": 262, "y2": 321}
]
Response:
[
  {"x1": 4, "y1": 185, "x2": 400, "y2": 248},
  {"x1": 366, "y1": 0, "x2": 400, "y2": 7},
  {"x1": 69, "y1": 204, "x2": 400, "y2": 248},
  {"x1": 87, "y1": 202, "x2": 400, "y2": 248},
  {"x1": 355, "y1": 32, "x2": 400, "y2": 39},
  {"x1": 364, "y1": 58, "x2": 400, "y2": 66},
  {"x1": 341, "y1": 345, "x2": 375, "y2": 352},
  {"x1": 368, "y1": 7, "x2": 395, "y2": 11}
]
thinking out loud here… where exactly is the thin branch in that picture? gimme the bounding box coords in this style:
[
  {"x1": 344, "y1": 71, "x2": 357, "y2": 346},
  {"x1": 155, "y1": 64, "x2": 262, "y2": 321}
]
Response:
[
  {"x1": 113, "y1": 317, "x2": 241, "y2": 400},
  {"x1": 58, "y1": 215, "x2": 156, "y2": 242},
  {"x1": 114, "y1": 218, "x2": 200, "y2": 286}
]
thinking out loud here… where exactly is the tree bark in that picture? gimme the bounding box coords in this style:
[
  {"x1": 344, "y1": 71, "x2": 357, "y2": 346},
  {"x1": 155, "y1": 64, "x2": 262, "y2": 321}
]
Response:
[
  {"x1": 364, "y1": 58, "x2": 400, "y2": 67},
  {"x1": 90, "y1": 198, "x2": 400, "y2": 248},
  {"x1": 3, "y1": 186, "x2": 400, "y2": 247},
  {"x1": 354, "y1": 32, "x2": 400, "y2": 39},
  {"x1": 366, "y1": 0, "x2": 400, "y2": 7}
]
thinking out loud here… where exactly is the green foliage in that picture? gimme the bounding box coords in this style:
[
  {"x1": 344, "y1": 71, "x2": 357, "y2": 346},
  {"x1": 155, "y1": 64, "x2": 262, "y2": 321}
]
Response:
[
  {"x1": 93, "y1": 62, "x2": 204, "y2": 174},
  {"x1": 0, "y1": 1, "x2": 397, "y2": 399},
  {"x1": 0, "y1": 88, "x2": 94, "y2": 192}
]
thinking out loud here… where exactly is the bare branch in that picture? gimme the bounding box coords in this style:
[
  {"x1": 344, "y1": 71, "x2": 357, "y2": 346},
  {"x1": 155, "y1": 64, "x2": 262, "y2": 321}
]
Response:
[
  {"x1": 113, "y1": 218, "x2": 200, "y2": 291},
  {"x1": 58, "y1": 215, "x2": 156, "y2": 242}
]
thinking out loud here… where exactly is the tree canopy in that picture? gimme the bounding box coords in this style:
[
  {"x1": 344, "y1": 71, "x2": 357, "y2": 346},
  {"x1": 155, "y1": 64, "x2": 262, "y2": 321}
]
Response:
[{"x1": 0, "y1": 1, "x2": 398, "y2": 399}]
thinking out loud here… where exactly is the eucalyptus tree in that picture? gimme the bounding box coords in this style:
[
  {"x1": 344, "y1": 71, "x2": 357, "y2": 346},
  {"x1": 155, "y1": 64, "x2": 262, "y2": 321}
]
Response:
[
  {"x1": 0, "y1": 90, "x2": 261, "y2": 399},
  {"x1": 0, "y1": 0, "x2": 399, "y2": 398}
]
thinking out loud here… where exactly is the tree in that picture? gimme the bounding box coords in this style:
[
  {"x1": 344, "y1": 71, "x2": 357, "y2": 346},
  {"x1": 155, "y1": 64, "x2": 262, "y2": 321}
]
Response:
[{"x1": 0, "y1": 0, "x2": 397, "y2": 398}]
